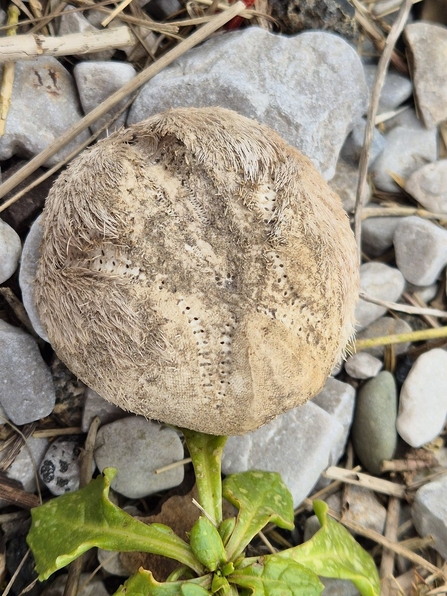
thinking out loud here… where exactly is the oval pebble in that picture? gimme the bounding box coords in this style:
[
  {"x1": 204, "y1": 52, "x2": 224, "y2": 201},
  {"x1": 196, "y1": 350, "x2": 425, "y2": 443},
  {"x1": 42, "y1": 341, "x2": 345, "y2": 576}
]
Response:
[
  {"x1": 0, "y1": 218, "x2": 21, "y2": 283},
  {"x1": 39, "y1": 436, "x2": 93, "y2": 496}
]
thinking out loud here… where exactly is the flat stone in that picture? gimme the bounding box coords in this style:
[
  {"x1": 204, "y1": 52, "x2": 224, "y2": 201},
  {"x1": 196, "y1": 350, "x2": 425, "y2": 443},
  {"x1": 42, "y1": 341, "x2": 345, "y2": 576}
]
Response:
[
  {"x1": 369, "y1": 125, "x2": 437, "y2": 192},
  {"x1": 312, "y1": 377, "x2": 355, "y2": 466},
  {"x1": 328, "y1": 158, "x2": 371, "y2": 213},
  {"x1": 58, "y1": 5, "x2": 115, "y2": 60},
  {"x1": 356, "y1": 316, "x2": 412, "y2": 357},
  {"x1": 222, "y1": 400, "x2": 344, "y2": 507},
  {"x1": 81, "y1": 387, "x2": 125, "y2": 432},
  {"x1": 0, "y1": 218, "x2": 21, "y2": 284},
  {"x1": 39, "y1": 436, "x2": 92, "y2": 496},
  {"x1": 345, "y1": 352, "x2": 383, "y2": 379},
  {"x1": 405, "y1": 160, "x2": 447, "y2": 214},
  {"x1": 128, "y1": 28, "x2": 367, "y2": 179},
  {"x1": 19, "y1": 216, "x2": 49, "y2": 341},
  {"x1": 404, "y1": 22, "x2": 447, "y2": 129},
  {"x1": 94, "y1": 417, "x2": 184, "y2": 498},
  {"x1": 361, "y1": 205, "x2": 402, "y2": 257},
  {"x1": 351, "y1": 371, "x2": 398, "y2": 475},
  {"x1": 0, "y1": 320, "x2": 55, "y2": 425},
  {"x1": 412, "y1": 473, "x2": 447, "y2": 559},
  {"x1": 340, "y1": 117, "x2": 386, "y2": 165},
  {"x1": 74, "y1": 61, "x2": 136, "y2": 138},
  {"x1": 326, "y1": 485, "x2": 386, "y2": 534},
  {"x1": 394, "y1": 216, "x2": 447, "y2": 286},
  {"x1": 355, "y1": 263, "x2": 405, "y2": 331},
  {"x1": 363, "y1": 65, "x2": 413, "y2": 113},
  {"x1": 397, "y1": 348, "x2": 447, "y2": 447},
  {"x1": 0, "y1": 57, "x2": 90, "y2": 167}
]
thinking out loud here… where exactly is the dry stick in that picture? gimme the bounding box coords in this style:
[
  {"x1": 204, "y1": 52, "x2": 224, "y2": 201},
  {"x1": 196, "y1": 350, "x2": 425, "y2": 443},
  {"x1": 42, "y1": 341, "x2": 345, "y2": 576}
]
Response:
[
  {"x1": 28, "y1": 1, "x2": 67, "y2": 34},
  {"x1": 403, "y1": 291, "x2": 442, "y2": 329},
  {"x1": 354, "y1": 0, "x2": 413, "y2": 260},
  {"x1": 361, "y1": 205, "x2": 447, "y2": 221},
  {"x1": 63, "y1": 416, "x2": 101, "y2": 596},
  {"x1": 380, "y1": 496, "x2": 401, "y2": 596},
  {"x1": 0, "y1": 5, "x2": 20, "y2": 136},
  {"x1": 101, "y1": 0, "x2": 133, "y2": 25},
  {"x1": 324, "y1": 466, "x2": 406, "y2": 498},
  {"x1": 0, "y1": 92, "x2": 137, "y2": 214},
  {"x1": 355, "y1": 326, "x2": 447, "y2": 350},
  {"x1": 0, "y1": 1, "x2": 245, "y2": 202},
  {"x1": 33, "y1": 427, "x2": 84, "y2": 438},
  {"x1": 359, "y1": 291, "x2": 447, "y2": 319}
]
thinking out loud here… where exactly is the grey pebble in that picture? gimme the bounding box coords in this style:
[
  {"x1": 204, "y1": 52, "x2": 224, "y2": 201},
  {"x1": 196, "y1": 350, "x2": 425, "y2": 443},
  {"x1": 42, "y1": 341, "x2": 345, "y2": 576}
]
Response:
[
  {"x1": 369, "y1": 124, "x2": 438, "y2": 192},
  {"x1": 19, "y1": 216, "x2": 49, "y2": 341},
  {"x1": 58, "y1": 5, "x2": 115, "y2": 60},
  {"x1": 361, "y1": 204, "x2": 402, "y2": 257},
  {"x1": 412, "y1": 473, "x2": 447, "y2": 559},
  {"x1": 356, "y1": 316, "x2": 412, "y2": 357},
  {"x1": 351, "y1": 371, "x2": 398, "y2": 475},
  {"x1": 355, "y1": 262, "x2": 405, "y2": 331},
  {"x1": 326, "y1": 486, "x2": 386, "y2": 534},
  {"x1": 74, "y1": 61, "x2": 136, "y2": 138},
  {"x1": 328, "y1": 158, "x2": 371, "y2": 214},
  {"x1": 404, "y1": 22, "x2": 447, "y2": 129},
  {"x1": 0, "y1": 218, "x2": 21, "y2": 284},
  {"x1": 397, "y1": 348, "x2": 447, "y2": 447},
  {"x1": 94, "y1": 417, "x2": 184, "y2": 499},
  {"x1": 363, "y1": 65, "x2": 413, "y2": 113},
  {"x1": 39, "y1": 436, "x2": 92, "y2": 496},
  {"x1": 394, "y1": 216, "x2": 447, "y2": 286},
  {"x1": 128, "y1": 27, "x2": 368, "y2": 180},
  {"x1": 344, "y1": 352, "x2": 383, "y2": 379},
  {"x1": 82, "y1": 387, "x2": 125, "y2": 432},
  {"x1": 0, "y1": 320, "x2": 55, "y2": 425},
  {"x1": 222, "y1": 399, "x2": 345, "y2": 508},
  {"x1": 405, "y1": 160, "x2": 447, "y2": 214},
  {"x1": 340, "y1": 117, "x2": 386, "y2": 166},
  {"x1": 0, "y1": 57, "x2": 90, "y2": 167}
]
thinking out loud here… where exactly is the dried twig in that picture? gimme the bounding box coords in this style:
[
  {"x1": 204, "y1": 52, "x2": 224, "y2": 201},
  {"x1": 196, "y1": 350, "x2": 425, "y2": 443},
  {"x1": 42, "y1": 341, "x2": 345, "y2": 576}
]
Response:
[
  {"x1": 0, "y1": 5, "x2": 20, "y2": 136},
  {"x1": 380, "y1": 497, "x2": 400, "y2": 595},
  {"x1": 324, "y1": 466, "x2": 406, "y2": 498},
  {"x1": 0, "y1": 1, "x2": 246, "y2": 202},
  {"x1": 354, "y1": 0, "x2": 413, "y2": 258},
  {"x1": 361, "y1": 205, "x2": 447, "y2": 222},
  {"x1": 355, "y1": 326, "x2": 447, "y2": 350},
  {"x1": 359, "y1": 292, "x2": 447, "y2": 319}
]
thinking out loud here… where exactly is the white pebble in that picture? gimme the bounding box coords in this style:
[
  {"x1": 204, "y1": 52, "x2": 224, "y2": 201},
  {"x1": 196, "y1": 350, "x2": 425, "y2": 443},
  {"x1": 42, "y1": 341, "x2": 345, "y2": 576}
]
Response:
[
  {"x1": 345, "y1": 352, "x2": 383, "y2": 379},
  {"x1": 0, "y1": 218, "x2": 21, "y2": 283}
]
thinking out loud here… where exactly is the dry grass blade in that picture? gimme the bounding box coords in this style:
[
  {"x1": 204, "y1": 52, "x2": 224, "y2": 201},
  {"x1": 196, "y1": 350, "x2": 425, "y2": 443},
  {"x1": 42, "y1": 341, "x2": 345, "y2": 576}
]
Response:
[
  {"x1": 359, "y1": 291, "x2": 447, "y2": 318},
  {"x1": 0, "y1": 0, "x2": 246, "y2": 202},
  {"x1": 0, "y1": 5, "x2": 20, "y2": 136},
  {"x1": 101, "y1": 0, "x2": 133, "y2": 26},
  {"x1": 361, "y1": 205, "x2": 447, "y2": 221},
  {"x1": 354, "y1": 0, "x2": 413, "y2": 258},
  {"x1": 355, "y1": 326, "x2": 447, "y2": 350},
  {"x1": 324, "y1": 466, "x2": 406, "y2": 498},
  {"x1": 380, "y1": 497, "x2": 400, "y2": 596}
]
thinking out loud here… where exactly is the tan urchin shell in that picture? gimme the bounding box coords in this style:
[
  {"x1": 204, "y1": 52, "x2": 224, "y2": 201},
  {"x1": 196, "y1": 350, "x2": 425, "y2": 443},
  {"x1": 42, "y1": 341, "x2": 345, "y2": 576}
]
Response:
[{"x1": 35, "y1": 107, "x2": 359, "y2": 435}]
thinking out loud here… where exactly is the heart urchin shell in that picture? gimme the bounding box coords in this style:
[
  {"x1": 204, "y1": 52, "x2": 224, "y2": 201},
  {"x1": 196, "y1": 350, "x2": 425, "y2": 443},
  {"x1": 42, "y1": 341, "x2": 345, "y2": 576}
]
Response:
[{"x1": 36, "y1": 107, "x2": 359, "y2": 435}]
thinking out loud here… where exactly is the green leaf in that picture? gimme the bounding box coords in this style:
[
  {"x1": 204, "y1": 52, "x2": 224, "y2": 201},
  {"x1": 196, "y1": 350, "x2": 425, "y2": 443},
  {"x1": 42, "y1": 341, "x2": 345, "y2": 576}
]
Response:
[
  {"x1": 190, "y1": 516, "x2": 227, "y2": 571},
  {"x1": 222, "y1": 471, "x2": 294, "y2": 560},
  {"x1": 182, "y1": 430, "x2": 227, "y2": 525},
  {"x1": 211, "y1": 574, "x2": 230, "y2": 594},
  {"x1": 27, "y1": 468, "x2": 203, "y2": 581},
  {"x1": 219, "y1": 517, "x2": 236, "y2": 547},
  {"x1": 113, "y1": 568, "x2": 212, "y2": 596},
  {"x1": 230, "y1": 554, "x2": 323, "y2": 596},
  {"x1": 277, "y1": 500, "x2": 380, "y2": 596}
]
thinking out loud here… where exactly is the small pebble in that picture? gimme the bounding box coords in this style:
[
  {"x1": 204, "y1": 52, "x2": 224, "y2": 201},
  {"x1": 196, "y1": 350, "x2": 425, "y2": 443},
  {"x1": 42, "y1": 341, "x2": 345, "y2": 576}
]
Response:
[
  {"x1": 363, "y1": 65, "x2": 413, "y2": 113},
  {"x1": 412, "y1": 473, "x2": 447, "y2": 559},
  {"x1": 326, "y1": 486, "x2": 387, "y2": 534},
  {"x1": 0, "y1": 320, "x2": 55, "y2": 425},
  {"x1": 39, "y1": 436, "x2": 92, "y2": 496},
  {"x1": 222, "y1": 400, "x2": 344, "y2": 508},
  {"x1": 321, "y1": 578, "x2": 360, "y2": 596},
  {"x1": 356, "y1": 316, "x2": 412, "y2": 357},
  {"x1": 394, "y1": 216, "x2": 447, "y2": 286},
  {"x1": 97, "y1": 548, "x2": 129, "y2": 577},
  {"x1": 404, "y1": 22, "x2": 447, "y2": 128},
  {"x1": 74, "y1": 61, "x2": 136, "y2": 138},
  {"x1": 328, "y1": 158, "x2": 371, "y2": 213},
  {"x1": 312, "y1": 377, "x2": 356, "y2": 466},
  {"x1": 369, "y1": 124, "x2": 437, "y2": 192},
  {"x1": 58, "y1": 5, "x2": 115, "y2": 60},
  {"x1": 351, "y1": 371, "x2": 398, "y2": 475},
  {"x1": 0, "y1": 57, "x2": 90, "y2": 167},
  {"x1": 0, "y1": 218, "x2": 21, "y2": 283},
  {"x1": 405, "y1": 160, "x2": 447, "y2": 214},
  {"x1": 344, "y1": 352, "x2": 383, "y2": 379},
  {"x1": 355, "y1": 263, "x2": 405, "y2": 331},
  {"x1": 94, "y1": 417, "x2": 184, "y2": 499},
  {"x1": 19, "y1": 216, "x2": 49, "y2": 341},
  {"x1": 82, "y1": 387, "x2": 125, "y2": 432},
  {"x1": 341, "y1": 117, "x2": 386, "y2": 165},
  {"x1": 128, "y1": 27, "x2": 367, "y2": 179},
  {"x1": 397, "y1": 348, "x2": 447, "y2": 447},
  {"x1": 361, "y1": 205, "x2": 402, "y2": 257}
]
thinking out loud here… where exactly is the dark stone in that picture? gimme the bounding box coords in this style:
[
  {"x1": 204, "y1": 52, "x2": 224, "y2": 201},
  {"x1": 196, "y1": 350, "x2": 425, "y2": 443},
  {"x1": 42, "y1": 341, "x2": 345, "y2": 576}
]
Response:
[{"x1": 40, "y1": 459, "x2": 55, "y2": 483}]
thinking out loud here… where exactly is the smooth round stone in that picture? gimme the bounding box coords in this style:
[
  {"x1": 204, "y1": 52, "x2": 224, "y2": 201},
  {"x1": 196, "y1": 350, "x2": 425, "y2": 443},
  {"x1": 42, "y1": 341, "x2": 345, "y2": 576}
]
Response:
[
  {"x1": 351, "y1": 371, "x2": 398, "y2": 475},
  {"x1": 397, "y1": 348, "x2": 447, "y2": 447},
  {"x1": 363, "y1": 64, "x2": 413, "y2": 113},
  {"x1": 329, "y1": 158, "x2": 371, "y2": 214},
  {"x1": 405, "y1": 160, "x2": 447, "y2": 214},
  {"x1": 355, "y1": 262, "x2": 405, "y2": 331},
  {"x1": 340, "y1": 117, "x2": 385, "y2": 166},
  {"x1": 94, "y1": 417, "x2": 184, "y2": 499},
  {"x1": 394, "y1": 216, "x2": 447, "y2": 286},
  {"x1": 361, "y1": 205, "x2": 402, "y2": 257},
  {"x1": 356, "y1": 316, "x2": 412, "y2": 357},
  {"x1": 345, "y1": 352, "x2": 382, "y2": 379},
  {"x1": 0, "y1": 218, "x2": 21, "y2": 283},
  {"x1": 39, "y1": 436, "x2": 92, "y2": 496},
  {"x1": 412, "y1": 474, "x2": 447, "y2": 559}
]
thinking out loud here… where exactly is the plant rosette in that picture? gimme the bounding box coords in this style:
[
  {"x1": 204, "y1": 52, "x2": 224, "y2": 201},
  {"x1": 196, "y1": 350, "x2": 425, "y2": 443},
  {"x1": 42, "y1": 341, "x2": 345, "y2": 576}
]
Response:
[{"x1": 27, "y1": 431, "x2": 380, "y2": 596}]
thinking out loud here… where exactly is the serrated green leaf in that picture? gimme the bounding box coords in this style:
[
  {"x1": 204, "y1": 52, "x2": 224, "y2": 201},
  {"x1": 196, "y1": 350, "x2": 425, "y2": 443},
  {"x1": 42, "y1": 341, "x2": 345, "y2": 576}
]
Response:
[
  {"x1": 27, "y1": 468, "x2": 202, "y2": 581},
  {"x1": 190, "y1": 516, "x2": 227, "y2": 571},
  {"x1": 230, "y1": 554, "x2": 323, "y2": 596},
  {"x1": 222, "y1": 471, "x2": 294, "y2": 560},
  {"x1": 276, "y1": 500, "x2": 380, "y2": 596},
  {"x1": 182, "y1": 430, "x2": 227, "y2": 525},
  {"x1": 113, "y1": 568, "x2": 212, "y2": 596}
]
